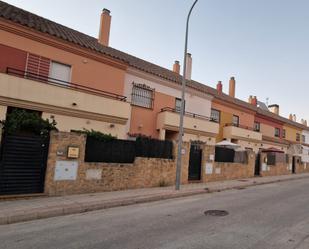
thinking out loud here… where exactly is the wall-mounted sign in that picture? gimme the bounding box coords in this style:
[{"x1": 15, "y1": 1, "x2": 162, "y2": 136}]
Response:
[
  {"x1": 205, "y1": 163, "x2": 213, "y2": 174},
  {"x1": 54, "y1": 161, "x2": 78, "y2": 181},
  {"x1": 67, "y1": 146, "x2": 80, "y2": 159},
  {"x1": 215, "y1": 167, "x2": 221, "y2": 174},
  {"x1": 181, "y1": 148, "x2": 186, "y2": 155},
  {"x1": 86, "y1": 169, "x2": 102, "y2": 180},
  {"x1": 262, "y1": 163, "x2": 267, "y2": 172},
  {"x1": 209, "y1": 154, "x2": 214, "y2": 161}
]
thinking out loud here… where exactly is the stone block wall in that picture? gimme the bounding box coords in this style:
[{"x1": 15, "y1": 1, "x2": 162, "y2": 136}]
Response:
[
  {"x1": 45, "y1": 131, "x2": 190, "y2": 196},
  {"x1": 259, "y1": 153, "x2": 292, "y2": 177},
  {"x1": 202, "y1": 148, "x2": 255, "y2": 182},
  {"x1": 294, "y1": 156, "x2": 309, "y2": 174}
]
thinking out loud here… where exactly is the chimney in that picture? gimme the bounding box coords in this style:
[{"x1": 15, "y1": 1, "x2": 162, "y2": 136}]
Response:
[
  {"x1": 173, "y1": 60, "x2": 180, "y2": 74},
  {"x1": 216, "y1": 81, "x2": 223, "y2": 93},
  {"x1": 268, "y1": 104, "x2": 279, "y2": 115},
  {"x1": 301, "y1": 119, "x2": 306, "y2": 126},
  {"x1": 229, "y1": 77, "x2": 236, "y2": 98},
  {"x1": 248, "y1": 95, "x2": 253, "y2": 104},
  {"x1": 289, "y1": 114, "x2": 293, "y2": 120},
  {"x1": 185, "y1": 53, "x2": 192, "y2": 80},
  {"x1": 98, "y1": 8, "x2": 111, "y2": 46},
  {"x1": 305, "y1": 120, "x2": 308, "y2": 126},
  {"x1": 293, "y1": 114, "x2": 297, "y2": 122},
  {"x1": 251, "y1": 96, "x2": 257, "y2": 106}
]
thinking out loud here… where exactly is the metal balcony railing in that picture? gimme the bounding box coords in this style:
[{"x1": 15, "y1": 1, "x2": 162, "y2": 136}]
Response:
[
  {"x1": 225, "y1": 123, "x2": 257, "y2": 131},
  {"x1": 6, "y1": 67, "x2": 127, "y2": 101},
  {"x1": 160, "y1": 107, "x2": 214, "y2": 122}
]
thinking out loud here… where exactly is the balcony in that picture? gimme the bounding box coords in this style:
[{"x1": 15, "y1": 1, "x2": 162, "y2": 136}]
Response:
[
  {"x1": 0, "y1": 68, "x2": 130, "y2": 124},
  {"x1": 223, "y1": 123, "x2": 262, "y2": 141},
  {"x1": 157, "y1": 107, "x2": 219, "y2": 136}
]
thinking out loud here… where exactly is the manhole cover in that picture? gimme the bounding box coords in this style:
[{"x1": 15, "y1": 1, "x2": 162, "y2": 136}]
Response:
[{"x1": 204, "y1": 210, "x2": 229, "y2": 217}]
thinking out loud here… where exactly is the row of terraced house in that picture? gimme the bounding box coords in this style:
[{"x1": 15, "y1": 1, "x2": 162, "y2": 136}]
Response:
[{"x1": 0, "y1": 1, "x2": 308, "y2": 196}]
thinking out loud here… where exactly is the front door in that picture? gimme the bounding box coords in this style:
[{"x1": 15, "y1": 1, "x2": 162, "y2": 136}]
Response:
[{"x1": 188, "y1": 143, "x2": 202, "y2": 181}]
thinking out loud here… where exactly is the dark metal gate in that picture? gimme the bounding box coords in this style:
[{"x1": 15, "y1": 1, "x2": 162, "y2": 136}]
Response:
[
  {"x1": 188, "y1": 143, "x2": 202, "y2": 181},
  {"x1": 254, "y1": 153, "x2": 261, "y2": 176},
  {"x1": 0, "y1": 134, "x2": 49, "y2": 195}
]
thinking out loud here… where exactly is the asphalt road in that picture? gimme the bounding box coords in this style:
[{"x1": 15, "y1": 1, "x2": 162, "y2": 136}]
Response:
[{"x1": 1, "y1": 178, "x2": 309, "y2": 249}]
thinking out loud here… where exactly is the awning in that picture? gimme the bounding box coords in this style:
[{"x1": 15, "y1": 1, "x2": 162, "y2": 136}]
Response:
[
  {"x1": 262, "y1": 147, "x2": 284, "y2": 153},
  {"x1": 216, "y1": 140, "x2": 241, "y2": 148}
]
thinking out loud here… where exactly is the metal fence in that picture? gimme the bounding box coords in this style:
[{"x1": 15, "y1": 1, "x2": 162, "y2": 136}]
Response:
[{"x1": 85, "y1": 137, "x2": 173, "y2": 163}]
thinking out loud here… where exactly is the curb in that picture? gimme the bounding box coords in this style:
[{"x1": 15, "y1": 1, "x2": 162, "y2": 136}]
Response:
[{"x1": 1, "y1": 174, "x2": 308, "y2": 225}]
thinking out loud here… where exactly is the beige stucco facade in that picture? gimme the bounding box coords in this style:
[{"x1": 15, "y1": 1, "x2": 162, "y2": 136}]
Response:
[
  {"x1": 0, "y1": 73, "x2": 131, "y2": 138},
  {"x1": 223, "y1": 125, "x2": 262, "y2": 141},
  {"x1": 42, "y1": 113, "x2": 127, "y2": 138},
  {"x1": 157, "y1": 109, "x2": 219, "y2": 143}
]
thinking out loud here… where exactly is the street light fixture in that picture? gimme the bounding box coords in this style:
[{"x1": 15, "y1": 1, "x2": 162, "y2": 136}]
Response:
[{"x1": 175, "y1": 0, "x2": 199, "y2": 190}]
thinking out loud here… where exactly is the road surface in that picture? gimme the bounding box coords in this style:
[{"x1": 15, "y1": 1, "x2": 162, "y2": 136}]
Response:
[{"x1": 1, "y1": 178, "x2": 309, "y2": 249}]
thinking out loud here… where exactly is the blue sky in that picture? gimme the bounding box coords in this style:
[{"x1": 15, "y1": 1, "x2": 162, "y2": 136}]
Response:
[{"x1": 4, "y1": 0, "x2": 309, "y2": 121}]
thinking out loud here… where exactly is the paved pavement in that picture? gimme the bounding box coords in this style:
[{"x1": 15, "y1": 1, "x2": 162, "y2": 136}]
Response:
[
  {"x1": 0, "y1": 173, "x2": 309, "y2": 225},
  {"x1": 1, "y1": 177, "x2": 309, "y2": 249}
]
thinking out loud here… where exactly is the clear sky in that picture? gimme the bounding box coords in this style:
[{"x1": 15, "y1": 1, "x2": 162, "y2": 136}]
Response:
[{"x1": 4, "y1": 0, "x2": 309, "y2": 121}]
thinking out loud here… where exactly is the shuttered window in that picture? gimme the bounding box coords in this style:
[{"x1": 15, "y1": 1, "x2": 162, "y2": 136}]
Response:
[
  {"x1": 131, "y1": 83, "x2": 154, "y2": 109},
  {"x1": 49, "y1": 61, "x2": 71, "y2": 85}
]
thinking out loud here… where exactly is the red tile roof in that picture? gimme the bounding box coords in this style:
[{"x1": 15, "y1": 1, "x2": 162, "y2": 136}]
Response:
[{"x1": 0, "y1": 0, "x2": 308, "y2": 131}]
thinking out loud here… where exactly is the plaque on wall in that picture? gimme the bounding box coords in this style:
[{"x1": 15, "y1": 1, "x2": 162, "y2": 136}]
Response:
[{"x1": 67, "y1": 146, "x2": 80, "y2": 159}]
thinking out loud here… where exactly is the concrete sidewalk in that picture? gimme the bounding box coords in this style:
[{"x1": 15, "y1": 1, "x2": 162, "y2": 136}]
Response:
[{"x1": 1, "y1": 173, "x2": 309, "y2": 225}]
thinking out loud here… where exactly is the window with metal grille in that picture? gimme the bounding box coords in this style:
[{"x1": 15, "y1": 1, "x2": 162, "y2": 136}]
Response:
[
  {"x1": 232, "y1": 115, "x2": 239, "y2": 127},
  {"x1": 282, "y1": 129, "x2": 286, "y2": 138},
  {"x1": 175, "y1": 98, "x2": 185, "y2": 113},
  {"x1": 296, "y1": 133, "x2": 301, "y2": 142},
  {"x1": 131, "y1": 83, "x2": 154, "y2": 109},
  {"x1": 211, "y1": 109, "x2": 220, "y2": 123},
  {"x1": 275, "y1": 128, "x2": 280, "y2": 138},
  {"x1": 254, "y1": 122, "x2": 260, "y2": 132}
]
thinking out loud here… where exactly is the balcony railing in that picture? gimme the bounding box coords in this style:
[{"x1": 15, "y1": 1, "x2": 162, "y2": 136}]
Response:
[
  {"x1": 225, "y1": 123, "x2": 256, "y2": 131},
  {"x1": 160, "y1": 107, "x2": 214, "y2": 122},
  {"x1": 6, "y1": 67, "x2": 127, "y2": 101}
]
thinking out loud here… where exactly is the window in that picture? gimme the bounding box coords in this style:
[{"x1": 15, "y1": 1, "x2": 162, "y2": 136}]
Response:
[
  {"x1": 296, "y1": 133, "x2": 301, "y2": 142},
  {"x1": 275, "y1": 128, "x2": 280, "y2": 138},
  {"x1": 49, "y1": 61, "x2": 71, "y2": 85},
  {"x1": 254, "y1": 122, "x2": 260, "y2": 132},
  {"x1": 211, "y1": 109, "x2": 220, "y2": 123},
  {"x1": 131, "y1": 83, "x2": 154, "y2": 109},
  {"x1": 232, "y1": 115, "x2": 239, "y2": 127},
  {"x1": 282, "y1": 129, "x2": 286, "y2": 139},
  {"x1": 175, "y1": 98, "x2": 185, "y2": 113},
  {"x1": 302, "y1": 135, "x2": 306, "y2": 143}
]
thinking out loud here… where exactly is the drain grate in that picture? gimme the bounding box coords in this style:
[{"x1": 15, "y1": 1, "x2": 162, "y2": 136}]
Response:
[{"x1": 204, "y1": 210, "x2": 229, "y2": 217}]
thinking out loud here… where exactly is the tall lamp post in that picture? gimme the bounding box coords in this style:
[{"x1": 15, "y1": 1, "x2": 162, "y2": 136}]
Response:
[{"x1": 175, "y1": 0, "x2": 199, "y2": 190}]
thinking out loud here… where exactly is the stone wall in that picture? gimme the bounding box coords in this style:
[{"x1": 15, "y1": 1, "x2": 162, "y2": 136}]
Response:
[
  {"x1": 45, "y1": 131, "x2": 190, "y2": 196},
  {"x1": 201, "y1": 147, "x2": 255, "y2": 182},
  {"x1": 294, "y1": 156, "x2": 309, "y2": 174},
  {"x1": 259, "y1": 153, "x2": 292, "y2": 177}
]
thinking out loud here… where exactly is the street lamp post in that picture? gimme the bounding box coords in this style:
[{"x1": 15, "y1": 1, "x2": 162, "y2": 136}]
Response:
[{"x1": 175, "y1": 0, "x2": 199, "y2": 190}]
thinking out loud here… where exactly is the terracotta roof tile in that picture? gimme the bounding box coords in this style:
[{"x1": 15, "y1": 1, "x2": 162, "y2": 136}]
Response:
[{"x1": 0, "y1": 0, "x2": 308, "y2": 131}]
